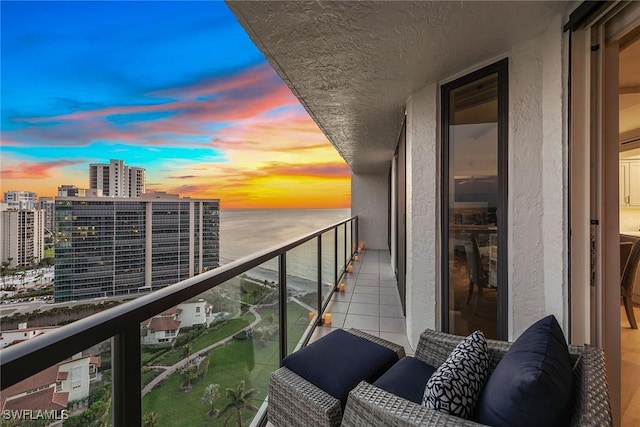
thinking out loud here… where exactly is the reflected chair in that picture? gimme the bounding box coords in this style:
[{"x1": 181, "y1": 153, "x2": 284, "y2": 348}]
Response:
[
  {"x1": 463, "y1": 234, "x2": 491, "y2": 314},
  {"x1": 621, "y1": 240, "x2": 640, "y2": 329}
]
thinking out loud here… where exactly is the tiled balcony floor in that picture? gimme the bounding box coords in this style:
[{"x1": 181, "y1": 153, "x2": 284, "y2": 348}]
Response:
[{"x1": 309, "y1": 249, "x2": 413, "y2": 355}]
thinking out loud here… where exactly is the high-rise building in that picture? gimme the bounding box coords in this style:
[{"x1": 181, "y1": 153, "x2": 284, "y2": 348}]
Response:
[
  {"x1": 58, "y1": 185, "x2": 102, "y2": 197},
  {"x1": 54, "y1": 194, "x2": 219, "y2": 302},
  {"x1": 0, "y1": 205, "x2": 45, "y2": 268},
  {"x1": 3, "y1": 191, "x2": 38, "y2": 210},
  {"x1": 39, "y1": 197, "x2": 55, "y2": 234},
  {"x1": 128, "y1": 166, "x2": 146, "y2": 198},
  {"x1": 89, "y1": 159, "x2": 146, "y2": 197},
  {"x1": 57, "y1": 185, "x2": 80, "y2": 197}
]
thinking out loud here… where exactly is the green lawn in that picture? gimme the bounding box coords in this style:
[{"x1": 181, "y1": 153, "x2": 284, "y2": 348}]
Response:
[
  {"x1": 142, "y1": 301, "x2": 313, "y2": 426},
  {"x1": 143, "y1": 339, "x2": 278, "y2": 427},
  {"x1": 153, "y1": 316, "x2": 254, "y2": 366},
  {"x1": 44, "y1": 246, "x2": 54, "y2": 259}
]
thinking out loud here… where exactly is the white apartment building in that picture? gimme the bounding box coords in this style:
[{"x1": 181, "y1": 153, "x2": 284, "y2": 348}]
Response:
[
  {"x1": 177, "y1": 300, "x2": 212, "y2": 328},
  {"x1": 0, "y1": 354, "x2": 101, "y2": 413},
  {"x1": 0, "y1": 323, "x2": 57, "y2": 349},
  {"x1": 3, "y1": 191, "x2": 37, "y2": 210},
  {"x1": 39, "y1": 197, "x2": 55, "y2": 234},
  {"x1": 0, "y1": 205, "x2": 45, "y2": 268},
  {"x1": 89, "y1": 159, "x2": 146, "y2": 197}
]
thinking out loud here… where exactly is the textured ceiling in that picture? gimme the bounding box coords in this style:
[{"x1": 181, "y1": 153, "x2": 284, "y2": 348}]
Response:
[{"x1": 228, "y1": 1, "x2": 569, "y2": 173}]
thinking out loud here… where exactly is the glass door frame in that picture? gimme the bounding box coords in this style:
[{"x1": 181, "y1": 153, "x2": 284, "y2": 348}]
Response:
[{"x1": 440, "y1": 58, "x2": 509, "y2": 340}]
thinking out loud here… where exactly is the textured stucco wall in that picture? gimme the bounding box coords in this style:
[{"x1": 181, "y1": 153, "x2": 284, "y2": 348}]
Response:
[
  {"x1": 405, "y1": 83, "x2": 439, "y2": 348},
  {"x1": 508, "y1": 17, "x2": 567, "y2": 339},
  {"x1": 351, "y1": 173, "x2": 389, "y2": 250},
  {"x1": 404, "y1": 17, "x2": 568, "y2": 343}
]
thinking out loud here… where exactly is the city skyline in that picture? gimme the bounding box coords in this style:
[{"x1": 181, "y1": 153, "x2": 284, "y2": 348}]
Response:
[{"x1": 0, "y1": 1, "x2": 351, "y2": 209}]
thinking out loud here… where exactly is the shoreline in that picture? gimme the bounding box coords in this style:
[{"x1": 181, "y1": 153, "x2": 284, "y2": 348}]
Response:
[{"x1": 219, "y1": 257, "x2": 322, "y2": 296}]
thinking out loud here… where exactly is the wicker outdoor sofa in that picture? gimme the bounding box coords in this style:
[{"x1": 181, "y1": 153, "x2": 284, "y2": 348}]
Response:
[{"x1": 340, "y1": 329, "x2": 613, "y2": 427}]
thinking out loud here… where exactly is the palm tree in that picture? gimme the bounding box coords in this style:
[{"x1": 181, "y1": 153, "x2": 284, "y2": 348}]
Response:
[
  {"x1": 183, "y1": 342, "x2": 192, "y2": 362},
  {"x1": 181, "y1": 364, "x2": 198, "y2": 390},
  {"x1": 201, "y1": 383, "x2": 220, "y2": 417},
  {"x1": 219, "y1": 380, "x2": 258, "y2": 427}
]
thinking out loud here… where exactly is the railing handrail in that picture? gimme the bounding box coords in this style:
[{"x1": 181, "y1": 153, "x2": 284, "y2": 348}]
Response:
[{"x1": 1, "y1": 216, "x2": 357, "y2": 390}]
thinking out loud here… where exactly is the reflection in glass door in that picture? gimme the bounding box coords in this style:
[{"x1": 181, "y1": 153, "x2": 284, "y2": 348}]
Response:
[{"x1": 441, "y1": 60, "x2": 508, "y2": 340}]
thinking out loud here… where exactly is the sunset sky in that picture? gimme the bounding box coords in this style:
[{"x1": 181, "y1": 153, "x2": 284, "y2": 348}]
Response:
[{"x1": 0, "y1": 1, "x2": 351, "y2": 209}]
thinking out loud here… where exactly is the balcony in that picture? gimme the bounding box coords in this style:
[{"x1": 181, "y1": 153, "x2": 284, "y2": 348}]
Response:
[{"x1": 0, "y1": 216, "x2": 409, "y2": 426}]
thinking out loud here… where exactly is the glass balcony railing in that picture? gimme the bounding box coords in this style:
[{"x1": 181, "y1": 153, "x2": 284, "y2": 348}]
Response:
[{"x1": 0, "y1": 216, "x2": 358, "y2": 426}]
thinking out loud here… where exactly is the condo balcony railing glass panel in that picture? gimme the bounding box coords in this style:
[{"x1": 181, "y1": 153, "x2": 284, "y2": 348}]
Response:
[
  {"x1": 286, "y1": 239, "x2": 318, "y2": 355},
  {"x1": 141, "y1": 267, "x2": 279, "y2": 427},
  {"x1": 337, "y1": 225, "x2": 346, "y2": 278},
  {"x1": 1, "y1": 217, "x2": 358, "y2": 426},
  {"x1": 321, "y1": 230, "x2": 336, "y2": 306}
]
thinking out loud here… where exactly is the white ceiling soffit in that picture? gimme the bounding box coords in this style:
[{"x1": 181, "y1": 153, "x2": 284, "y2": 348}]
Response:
[{"x1": 227, "y1": 1, "x2": 568, "y2": 174}]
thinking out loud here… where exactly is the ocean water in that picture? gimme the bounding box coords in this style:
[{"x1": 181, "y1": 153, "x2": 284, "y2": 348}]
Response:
[{"x1": 219, "y1": 208, "x2": 352, "y2": 293}]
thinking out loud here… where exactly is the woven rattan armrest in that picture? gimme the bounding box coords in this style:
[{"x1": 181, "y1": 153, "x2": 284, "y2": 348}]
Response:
[
  {"x1": 413, "y1": 329, "x2": 510, "y2": 371},
  {"x1": 341, "y1": 381, "x2": 487, "y2": 427},
  {"x1": 268, "y1": 366, "x2": 343, "y2": 427},
  {"x1": 568, "y1": 344, "x2": 613, "y2": 426}
]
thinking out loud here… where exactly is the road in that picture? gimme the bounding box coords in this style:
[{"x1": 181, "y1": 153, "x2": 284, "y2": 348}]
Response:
[{"x1": 141, "y1": 305, "x2": 262, "y2": 396}]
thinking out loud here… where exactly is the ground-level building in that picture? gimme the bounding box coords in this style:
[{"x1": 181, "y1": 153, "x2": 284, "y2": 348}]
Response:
[
  {"x1": 0, "y1": 324, "x2": 57, "y2": 349},
  {"x1": 228, "y1": 1, "x2": 640, "y2": 423},
  {"x1": 141, "y1": 300, "x2": 213, "y2": 344},
  {"x1": 176, "y1": 299, "x2": 212, "y2": 328},
  {"x1": 142, "y1": 307, "x2": 182, "y2": 345},
  {"x1": 0, "y1": 354, "x2": 100, "y2": 414},
  {"x1": 54, "y1": 194, "x2": 220, "y2": 301},
  {"x1": 0, "y1": 205, "x2": 45, "y2": 268}
]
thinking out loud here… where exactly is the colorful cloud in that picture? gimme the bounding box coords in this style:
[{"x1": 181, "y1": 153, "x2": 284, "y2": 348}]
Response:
[{"x1": 0, "y1": 2, "x2": 350, "y2": 209}]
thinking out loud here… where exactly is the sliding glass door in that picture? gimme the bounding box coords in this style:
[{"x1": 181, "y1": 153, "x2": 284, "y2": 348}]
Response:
[{"x1": 441, "y1": 59, "x2": 508, "y2": 340}]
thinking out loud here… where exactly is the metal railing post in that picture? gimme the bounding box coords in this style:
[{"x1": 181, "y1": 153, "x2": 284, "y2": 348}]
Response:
[
  {"x1": 351, "y1": 220, "x2": 355, "y2": 256},
  {"x1": 356, "y1": 217, "x2": 359, "y2": 254},
  {"x1": 112, "y1": 326, "x2": 141, "y2": 426},
  {"x1": 334, "y1": 227, "x2": 338, "y2": 287},
  {"x1": 343, "y1": 223, "x2": 347, "y2": 265},
  {"x1": 317, "y1": 237, "x2": 322, "y2": 324},
  {"x1": 278, "y1": 253, "x2": 288, "y2": 363}
]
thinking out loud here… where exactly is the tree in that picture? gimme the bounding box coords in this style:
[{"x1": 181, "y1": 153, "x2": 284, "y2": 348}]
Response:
[
  {"x1": 201, "y1": 383, "x2": 220, "y2": 417},
  {"x1": 1, "y1": 261, "x2": 11, "y2": 289},
  {"x1": 180, "y1": 364, "x2": 198, "y2": 390},
  {"x1": 219, "y1": 380, "x2": 258, "y2": 427},
  {"x1": 143, "y1": 411, "x2": 160, "y2": 427},
  {"x1": 183, "y1": 342, "x2": 192, "y2": 362}
]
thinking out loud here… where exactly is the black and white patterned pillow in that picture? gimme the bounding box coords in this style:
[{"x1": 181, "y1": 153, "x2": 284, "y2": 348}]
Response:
[{"x1": 421, "y1": 330, "x2": 489, "y2": 419}]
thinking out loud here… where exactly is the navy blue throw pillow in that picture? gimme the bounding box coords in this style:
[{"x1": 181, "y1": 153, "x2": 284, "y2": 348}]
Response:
[
  {"x1": 282, "y1": 329, "x2": 398, "y2": 406},
  {"x1": 475, "y1": 315, "x2": 574, "y2": 427},
  {"x1": 373, "y1": 356, "x2": 436, "y2": 403}
]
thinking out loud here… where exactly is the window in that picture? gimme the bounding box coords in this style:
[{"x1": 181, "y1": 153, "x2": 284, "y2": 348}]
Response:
[
  {"x1": 71, "y1": 366, "x2": 83, "y2": 390},
  {"x1": 441, "y1": 59, "x2": 508, "y2": 340}
]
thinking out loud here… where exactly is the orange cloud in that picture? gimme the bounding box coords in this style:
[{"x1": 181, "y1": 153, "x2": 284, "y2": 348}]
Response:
[{"x1": 1, "y1": 159, "x2": 85, "y2": 179}]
